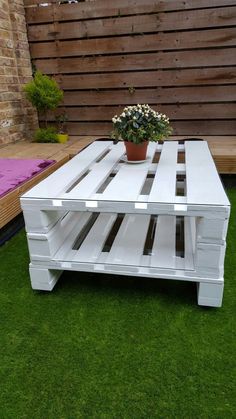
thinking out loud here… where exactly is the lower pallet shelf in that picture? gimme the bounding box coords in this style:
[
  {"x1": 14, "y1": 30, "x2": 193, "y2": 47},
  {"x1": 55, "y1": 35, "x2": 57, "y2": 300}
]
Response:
[
  {"x1": 28, "y1": 211, "x2": 195, "y2": 271},
  {"x1": 27, "y1": 211, "x2": 225, "y2": 307}
]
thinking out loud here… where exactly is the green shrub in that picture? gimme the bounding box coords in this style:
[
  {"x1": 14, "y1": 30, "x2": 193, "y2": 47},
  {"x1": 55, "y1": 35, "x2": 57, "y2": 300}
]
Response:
[
  {"x1": 34, "y1": 127, "x2": 59, "y2": 143},
  {"x1": 24, "y1": 71, "x2": 63, "y2": 126}
]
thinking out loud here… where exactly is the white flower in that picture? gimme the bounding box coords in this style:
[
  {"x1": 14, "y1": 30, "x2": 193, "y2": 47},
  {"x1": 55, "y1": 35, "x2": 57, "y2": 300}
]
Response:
[{"x1": 121, "y1": 112, "x2": 126, "y2": 117}]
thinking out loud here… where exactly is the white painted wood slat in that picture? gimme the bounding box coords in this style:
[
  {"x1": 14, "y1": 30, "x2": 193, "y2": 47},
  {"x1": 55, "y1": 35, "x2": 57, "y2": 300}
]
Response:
[
  {"x1": 54, "y1": 212, "x2": 92, "y2": 260},
  {"x1": 22, "y1": 141, "x2": 112, "y2": 199},
  {"x1": 148, "y1": 141, "x2": 178, "y2": 204},
  {"x1": 185, "y1": 141, "x2": 230, "y2": 206},
  {"x1": 151, "y1": 215, "x2": 176, "y2": 269},
  {"x1": 73, "y1": 213, "x2": 117, "y2": 263},
  {"x1": 61, "y1": 142, "x2": 125, "y2": 200},
  {"x1": 106, "y1": 214, "x2": 150, "y2": 265},
  {"x1": 100, "y1": 143, "x2": 157, "y2": 201},
  {"x1": 184, "y1": 217, "x2": 195, "y2": 270}
]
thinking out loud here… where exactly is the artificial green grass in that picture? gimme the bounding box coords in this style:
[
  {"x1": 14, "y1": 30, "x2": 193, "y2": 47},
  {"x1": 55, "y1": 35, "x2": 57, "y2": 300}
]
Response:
[{"x1": 0, "y1": 190, "x2": 236, "y2": 419}]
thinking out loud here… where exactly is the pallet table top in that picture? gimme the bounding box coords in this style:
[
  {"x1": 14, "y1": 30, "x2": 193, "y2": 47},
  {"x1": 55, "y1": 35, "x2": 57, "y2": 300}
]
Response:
[{"x1": 21, "y1": 140, "x2": 230, "y2": 215}]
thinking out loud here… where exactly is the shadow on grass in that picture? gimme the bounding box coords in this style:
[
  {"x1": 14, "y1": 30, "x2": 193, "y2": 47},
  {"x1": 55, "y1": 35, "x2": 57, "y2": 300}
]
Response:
[{"x1": 37, "y1": 269, "x2": 198, "y2": 307}]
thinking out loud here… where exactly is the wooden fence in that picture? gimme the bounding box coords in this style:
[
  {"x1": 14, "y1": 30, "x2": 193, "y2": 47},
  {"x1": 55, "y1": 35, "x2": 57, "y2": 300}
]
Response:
[{"x1": 24, "y1": 0, "x2": 236, "y2": 138}]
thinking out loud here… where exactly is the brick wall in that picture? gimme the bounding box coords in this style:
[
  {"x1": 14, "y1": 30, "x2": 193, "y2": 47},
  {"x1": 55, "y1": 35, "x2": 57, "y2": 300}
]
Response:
[{"x1": 0, "y1": 0, "x2": 38, "y2": 145}]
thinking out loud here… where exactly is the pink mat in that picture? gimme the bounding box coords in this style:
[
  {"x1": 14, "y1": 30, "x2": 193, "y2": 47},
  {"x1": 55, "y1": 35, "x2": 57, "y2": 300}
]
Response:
[{"x1": 0, "y1": 158, "x2": 56, "y2": 198}]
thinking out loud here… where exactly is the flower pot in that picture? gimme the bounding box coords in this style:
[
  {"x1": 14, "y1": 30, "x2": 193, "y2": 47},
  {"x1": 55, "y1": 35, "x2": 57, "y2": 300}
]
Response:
[
  {"x1": 124, "y1": 140, "x2": 149, "y2": 161},
  {"x1": 57, "y1": 133, "x2": 68, "y2": 144}
]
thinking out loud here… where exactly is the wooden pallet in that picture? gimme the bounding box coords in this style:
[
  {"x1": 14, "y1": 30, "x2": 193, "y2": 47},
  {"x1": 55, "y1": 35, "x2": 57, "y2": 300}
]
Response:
[
  {"x1": 2, "y1": 135, "x2": 234, "y2": 230},
  {"x1": 21, "y1": 140, "x2": 230, "y2": 307}
]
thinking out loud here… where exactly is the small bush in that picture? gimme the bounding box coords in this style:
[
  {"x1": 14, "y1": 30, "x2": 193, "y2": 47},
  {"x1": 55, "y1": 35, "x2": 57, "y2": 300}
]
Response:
[
  {"x1": 34, "y1": 127, "x2": 59, "y2": 143},
  {"x1": 24, "y1": 71, "x2": 63, "y2": 114}
]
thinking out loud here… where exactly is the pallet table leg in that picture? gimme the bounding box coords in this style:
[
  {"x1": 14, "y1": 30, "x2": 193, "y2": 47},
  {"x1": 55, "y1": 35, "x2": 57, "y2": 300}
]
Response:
[
  {"x1": 29, "y1": 264, "x2": 62, "y2": 291},
  {"x1": 197, "y1": 282, "x2": 224, "y2": 307}
]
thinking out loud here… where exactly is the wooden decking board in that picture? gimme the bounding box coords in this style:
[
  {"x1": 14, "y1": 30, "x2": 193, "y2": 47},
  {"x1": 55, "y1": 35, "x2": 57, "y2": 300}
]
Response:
[
  {"x1": 0, "y1": 137, "x2": 92, "y2": 229},
  {"x1": 0, "y1": 136, "x2": 235, "y2": 229}
]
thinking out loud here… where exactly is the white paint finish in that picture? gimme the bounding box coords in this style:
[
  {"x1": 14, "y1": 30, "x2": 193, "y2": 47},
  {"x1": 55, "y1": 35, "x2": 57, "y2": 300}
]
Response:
[
  {"x1": 135, "y1": 202, "x2": 147, "y2": 210},
  {"x1": 61, "y1": 142, "x2": 125, "y2": 200},
  {"x1": 53, "y1": 212, "x2": 92, "y2": 261},
  {"x1": 106, "y1": 214, "x2": 150, "y2": 265},
  {"x1": 85, "y1": 201, "x2": 98, "y2": 208},
  {"x1": 151, "y1": 215, "x2": 176, "y2": 269},
  {"x1": 196, "y1": 242, "x2": 226, "y2": 270},
  {"x1": 73, "y1": 213, "x2": 117, "y2": 263},
  {"x1": 197, "y1": 282, "x2": 224, "y2": 307},
  {"x1": 100, "y1": 143, "x2": 157, "y2": 201},
  {"x1": 197, "y1": 217, "x2": 229, "y2": 244},
  {"x1": 174, "y1": 204, "x2": 187, "y2": 211},
  {"x1": 184, "y1": 217, "x2": 195, "y2": 270},
  {"x1": 21, "y1": 140, "x2": 231, "y2": 307},
  {"x1": 32, "y1": 257, "x2": 224, "y2": 285},
  {"x1": 27, "y1": 212, "x2": 79, "y2": 260},
  {"x1": 23, "y1": 209, "x2": 65, "y2": 233},
  {"x1": 148, "y1": 141, "x2": 178, "y2": 203},
  {"x1": 185, "y1": 141, "x2": 230, "y2": 206},
  {"x1": 22, "y1": 141, "x2": 112, "y2": 199},
  {"x1": 29, "y1": 264, "x2": 62, "y2": 291},
  {"x1": 53, "y1": 200, "x2": 62, "y2": 206}
]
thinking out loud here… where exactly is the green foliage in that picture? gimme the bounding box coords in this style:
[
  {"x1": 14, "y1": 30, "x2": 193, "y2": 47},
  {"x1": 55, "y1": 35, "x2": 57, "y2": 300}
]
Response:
[
  {"x1": 24, "y1": 71, "x2": 63, "y2": 113},
  {"x1": 112, "y1": 104, "x2": 173, "y2": 144},
  {"x1": 34, "y1": 127, "x2": 59, "y2": 143}
]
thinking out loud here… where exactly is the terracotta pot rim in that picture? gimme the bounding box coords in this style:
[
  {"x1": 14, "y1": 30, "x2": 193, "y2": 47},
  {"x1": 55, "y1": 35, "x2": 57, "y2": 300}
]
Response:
[{"x1": 124, "y1": 140, "x2": 149, "y2": 144}]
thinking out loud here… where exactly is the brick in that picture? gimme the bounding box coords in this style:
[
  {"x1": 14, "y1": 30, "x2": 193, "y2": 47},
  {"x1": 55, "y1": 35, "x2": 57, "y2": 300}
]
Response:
[{"x1": 0, "y1": 0, "x2": 38, "y2": 144}]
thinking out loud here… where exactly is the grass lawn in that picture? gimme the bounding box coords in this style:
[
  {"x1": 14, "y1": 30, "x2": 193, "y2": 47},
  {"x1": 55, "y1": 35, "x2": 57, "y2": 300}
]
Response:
[{"x1": 0, "y1": 190, "x2": 236, "y2": 419}]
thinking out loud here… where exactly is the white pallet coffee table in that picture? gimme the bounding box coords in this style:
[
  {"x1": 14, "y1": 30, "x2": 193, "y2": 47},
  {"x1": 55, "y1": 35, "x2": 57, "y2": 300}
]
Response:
[{"x1": 20, "y1": 140, "x2": 230, "y2": 307}]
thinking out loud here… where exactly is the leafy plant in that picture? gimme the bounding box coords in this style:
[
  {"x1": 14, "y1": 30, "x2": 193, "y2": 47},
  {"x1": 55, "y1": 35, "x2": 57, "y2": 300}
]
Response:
[
  {"x1": 112, "y1": 104, "x2": 172, "y2": 144},
  {"x1": 34, "y1": 127, "x2": 59, "y2": 143},
  {"x1": 55, "y1": 113, "x2": 69, "y2": 134},
  {"x1": 24, "y1": 71, "x2": 63, "y2": 127}
]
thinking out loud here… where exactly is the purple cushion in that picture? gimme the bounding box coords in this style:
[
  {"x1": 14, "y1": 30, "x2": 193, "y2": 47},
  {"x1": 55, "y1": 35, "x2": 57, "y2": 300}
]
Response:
[{"x1": 0, "y1": 158, "x2": 55, "y2": 198}]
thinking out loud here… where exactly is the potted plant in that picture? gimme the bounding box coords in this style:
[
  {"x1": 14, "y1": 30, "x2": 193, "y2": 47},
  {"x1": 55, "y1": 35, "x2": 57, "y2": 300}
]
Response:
[
  {"x1": 112, "y1": 104, "x2": 172, "y2": 161},
  {"x1": 55, "y1": 113, "x2": 69, "y2": 143},
  {"x1": 24, "y1": 71, "x2": 63, "y2": 143}
]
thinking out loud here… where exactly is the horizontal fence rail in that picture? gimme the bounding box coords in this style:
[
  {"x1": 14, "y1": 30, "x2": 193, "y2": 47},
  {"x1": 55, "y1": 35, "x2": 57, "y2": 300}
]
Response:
[{"x1": 24, "y1": 0, "x2": 236, "y2": 137}]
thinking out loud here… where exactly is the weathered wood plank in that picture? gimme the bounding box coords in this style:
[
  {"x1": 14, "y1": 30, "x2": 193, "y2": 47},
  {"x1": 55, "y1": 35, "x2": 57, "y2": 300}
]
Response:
[
  {"x1": 33, "y1": 48, "x2": 236, "y2": 73},
  {"x1": 25, "y1": 0, "x2": 236, "y2": 23},
  {"x1": 27, "y1": 13, "x2": 236, "y2": 42},
  {"x1": 56, "y1": 67, "x2": 236, "y2": 90},
  {"x1": 63, "y1": 86, "x2": 236, "y2": 106},
  {"x1": 64, "y1": 121, "x2": 236, "y2": 136},
  {"x1": 45, "y1": 104, "x2": 236, "y2": 122},
  {"x1": 30, "y1": 25, "x2": 236, "y2": 58},
  {"x1": 172, "y1": 121, "x2": 236, "y2": 136},
  {"x1": 25, "y1": 0, "x2": 236, "y2": 140}
]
